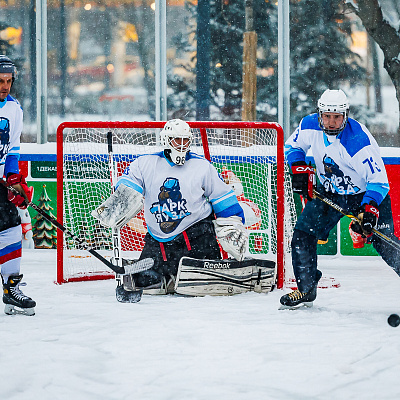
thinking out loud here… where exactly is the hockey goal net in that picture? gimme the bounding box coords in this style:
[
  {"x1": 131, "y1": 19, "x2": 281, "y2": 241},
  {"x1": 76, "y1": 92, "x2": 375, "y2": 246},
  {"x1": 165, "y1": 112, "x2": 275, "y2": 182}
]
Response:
[{"x1": 56, "y1": 121, "x2": 297, "y2": 287}]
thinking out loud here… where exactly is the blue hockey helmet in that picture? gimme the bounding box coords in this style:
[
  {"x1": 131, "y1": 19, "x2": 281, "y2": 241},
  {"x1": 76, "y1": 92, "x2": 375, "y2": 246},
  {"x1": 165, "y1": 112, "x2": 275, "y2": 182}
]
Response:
[{"x1": 0, "y1": 55, "x2": 17, "y2": 85}]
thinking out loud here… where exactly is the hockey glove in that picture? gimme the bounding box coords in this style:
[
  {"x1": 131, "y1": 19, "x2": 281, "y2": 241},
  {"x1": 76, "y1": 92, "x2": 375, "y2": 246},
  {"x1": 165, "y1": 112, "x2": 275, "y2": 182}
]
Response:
[
  {"x1": 91, "y1": 183, "x2": 143, "y2": 229},
  {"x1": 291, "y1": 161, "x2": 315, "y2": 201},
  {"x1": 350, "y1": 201, "x2": 379, "y2": 237},
  {"x1": 213, "y1": 216, "x2": 248, "y2": 261},
  {"x1": 348, "y1": 221, "x2": 367, "y2": 248},
  {"x1": 6, "y1": 174, "x2": 33, "y2": 209}
]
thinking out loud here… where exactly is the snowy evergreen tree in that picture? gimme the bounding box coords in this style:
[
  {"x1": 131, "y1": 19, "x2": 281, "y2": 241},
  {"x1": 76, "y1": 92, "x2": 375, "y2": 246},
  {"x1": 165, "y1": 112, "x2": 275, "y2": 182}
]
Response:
[
  {"x1": 167, "y1": 25, "x2": 197, "y2": 119},
  {"x1": 169, "y1": 0, "x2": 364, "y2": 127},
  {"x1": 168, "y1": 0, "x2": 276, "y2": 120},
  {"x1": 32, "y1": 185, "x2": 57, "y2": 249},
  {"x1": 289, "y1": 0, "x2": 364, "y2": 128},
  {"x1": 208, "y1": 0, "x2": 244, "y2": 118}
]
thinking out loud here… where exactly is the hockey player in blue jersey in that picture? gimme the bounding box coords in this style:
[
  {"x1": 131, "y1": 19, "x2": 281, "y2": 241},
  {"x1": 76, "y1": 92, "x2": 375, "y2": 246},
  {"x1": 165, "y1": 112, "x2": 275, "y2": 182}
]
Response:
[
  {"x1": 92, "y1": 119, "x2": 249, "y2": 303},
  {"x1": 0, "y1": 55, "x2": 36, "y2": 315},
  {"x1": 280, "y1": 89, "x2": 400, "y2": 309}
]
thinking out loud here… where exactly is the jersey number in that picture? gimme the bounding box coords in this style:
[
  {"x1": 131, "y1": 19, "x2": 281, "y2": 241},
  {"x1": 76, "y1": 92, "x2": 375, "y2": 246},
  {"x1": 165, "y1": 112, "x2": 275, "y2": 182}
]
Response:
[{"x1": 362, "y1": 157, "x2": 381, "y2": 174}]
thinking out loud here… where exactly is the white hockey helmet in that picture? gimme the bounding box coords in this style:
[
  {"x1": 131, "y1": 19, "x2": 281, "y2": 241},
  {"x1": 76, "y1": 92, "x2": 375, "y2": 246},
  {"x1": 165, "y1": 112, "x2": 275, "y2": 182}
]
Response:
[
  {"x1": 160, "y1": 119, "x2": 193, "y2": 165},
  {"x1": 317, "y1": 89, "x2": 349, "y2": 136}
]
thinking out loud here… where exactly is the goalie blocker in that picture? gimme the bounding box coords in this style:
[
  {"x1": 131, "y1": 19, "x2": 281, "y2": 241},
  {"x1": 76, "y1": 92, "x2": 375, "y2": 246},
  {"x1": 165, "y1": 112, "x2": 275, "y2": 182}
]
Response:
[
  {"x1": 91, "y1": 183, "x2": 143, "y2": 229},
  {"x1": 175, "y1": 257, "x2": 276, "y2": 296}
]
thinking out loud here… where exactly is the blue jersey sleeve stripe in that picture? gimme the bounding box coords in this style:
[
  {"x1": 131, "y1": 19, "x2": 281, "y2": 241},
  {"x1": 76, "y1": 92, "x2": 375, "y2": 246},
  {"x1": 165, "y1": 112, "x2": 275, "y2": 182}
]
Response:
[
  {"x1": 284, "y1": 145, "x2": 306, "y2": 166},
  {"x1": 215, "y1": 204, "x2": 245, "y2": 223},
  {"x1": 115, "y1": 177, "x2": 143, "y2": 194},
  {"x1": 8, "y1": 148, "x2": 20, "y2": 158},
  {"x1": 210, "y1": 191, "x2": 238, "y2": 212},
  {"x1": 4, "y1": 155, "x2": 19, "y2": 176},
  {"x1": 187, "y1": 152, "x2": 206, "y2": 161},
  {"x1": 211, "y1": 190, "x2": 236, "y2": 204},
  {"x1": 362, "y1": 183, "x2": 389, "y2": 206}
]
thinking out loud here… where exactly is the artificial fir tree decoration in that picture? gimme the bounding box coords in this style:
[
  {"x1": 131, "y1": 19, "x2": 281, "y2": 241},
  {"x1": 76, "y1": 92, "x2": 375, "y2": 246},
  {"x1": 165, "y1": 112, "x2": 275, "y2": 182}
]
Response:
[{"x1": 32, "y1": 185, "x2": 57, "y2": 249}]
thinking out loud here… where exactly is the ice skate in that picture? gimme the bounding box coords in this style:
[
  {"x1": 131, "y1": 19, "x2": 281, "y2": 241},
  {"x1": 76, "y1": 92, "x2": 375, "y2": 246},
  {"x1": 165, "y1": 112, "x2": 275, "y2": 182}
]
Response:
[
  {"x1": 115, "y1": 275, "x2": 143, "y2": 303},
  {"x1": 2, "y1": 274, "x2": 36, "y2": 316},
  {"x1": 280, "y1": 270, "x2": 322, "y2": 310},
  {"x1": 143, "y1": 275, "x2": 176, "y2": 295}
]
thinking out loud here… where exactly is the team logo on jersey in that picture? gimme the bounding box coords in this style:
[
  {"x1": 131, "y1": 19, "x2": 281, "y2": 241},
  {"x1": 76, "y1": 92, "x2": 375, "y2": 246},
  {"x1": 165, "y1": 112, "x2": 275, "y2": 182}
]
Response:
[
  {"x1": 0, "y1": 117, "x2": 10, "y2": 160},
  {"x1": 150, "y1": 177, "x2": 191, "y2": 233},
  {"x1": 321, "y1": 155, "x2": 360, "y2": 194}
]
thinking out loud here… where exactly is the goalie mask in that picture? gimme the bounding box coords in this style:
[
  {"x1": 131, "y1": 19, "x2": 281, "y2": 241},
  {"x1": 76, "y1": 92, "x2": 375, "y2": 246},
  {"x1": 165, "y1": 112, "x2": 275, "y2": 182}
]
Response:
[
  {"x1": 160, "y1": 119, "x2": 193, "y2": 166},
  {"x1": 317, "y1": 89, "x2": 349, "y2": 136}
]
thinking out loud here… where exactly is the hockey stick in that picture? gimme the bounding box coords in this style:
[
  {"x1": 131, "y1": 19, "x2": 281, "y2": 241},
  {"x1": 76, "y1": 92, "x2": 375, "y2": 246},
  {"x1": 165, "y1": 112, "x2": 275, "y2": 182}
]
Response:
[
  {"x1": 1, "y1": 180, "x2": 153, "y2": 275},
  {"x1": 313, "y1": 189, "x2": 400, "y2": 251},
  {"x1": 107, "y1": 131, "x2": 123, "y2": 275}
]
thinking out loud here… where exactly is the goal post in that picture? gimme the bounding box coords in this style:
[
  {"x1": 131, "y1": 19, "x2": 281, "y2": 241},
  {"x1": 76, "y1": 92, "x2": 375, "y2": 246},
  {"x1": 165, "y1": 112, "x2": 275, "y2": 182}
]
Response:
[{"x1": 56, "y1": 121, "x2": 296, "y2": 287}]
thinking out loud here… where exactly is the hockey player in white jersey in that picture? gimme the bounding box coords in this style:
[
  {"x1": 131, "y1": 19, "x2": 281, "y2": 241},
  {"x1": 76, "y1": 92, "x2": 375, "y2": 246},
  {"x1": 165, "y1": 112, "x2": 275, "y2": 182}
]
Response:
[
  {"x1": 0, "y1": 55, "x2": 36, "y2": 315},
  {"x1": 280, "y1": 89, "x2": 400, "y2": 309},
  {"x1": 93, "y1": 119, "x2": 249, "y2": 303}
]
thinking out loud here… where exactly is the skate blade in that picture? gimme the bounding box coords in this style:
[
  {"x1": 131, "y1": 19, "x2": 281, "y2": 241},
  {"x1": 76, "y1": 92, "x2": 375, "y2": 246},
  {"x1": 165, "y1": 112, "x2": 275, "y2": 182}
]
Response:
[
  {"x1": 4, "y1": 304, "x2": 35, "y2": 316},
  {"x1": 279, "y1": 301, "x2": 314, "y2": 310}
]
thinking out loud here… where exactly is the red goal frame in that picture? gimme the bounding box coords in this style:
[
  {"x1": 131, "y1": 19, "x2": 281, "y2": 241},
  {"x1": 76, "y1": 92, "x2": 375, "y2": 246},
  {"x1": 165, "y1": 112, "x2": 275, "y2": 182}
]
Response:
[{"x1": 56, "y1": 121, "x2": 286, "y2": 288}]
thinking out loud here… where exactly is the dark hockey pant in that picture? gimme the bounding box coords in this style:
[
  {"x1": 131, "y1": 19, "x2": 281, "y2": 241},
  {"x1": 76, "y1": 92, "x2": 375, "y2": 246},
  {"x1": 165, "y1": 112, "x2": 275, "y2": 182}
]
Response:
[
  {"x1": 134, "y1": 214, "x2": 221, "y2": 287},
  {"x1": 293, "y1": 190, "x2": 400, "y2": 292},
  {"x1": 0, "y1": 184, "x2": 21, "y2": 232}
]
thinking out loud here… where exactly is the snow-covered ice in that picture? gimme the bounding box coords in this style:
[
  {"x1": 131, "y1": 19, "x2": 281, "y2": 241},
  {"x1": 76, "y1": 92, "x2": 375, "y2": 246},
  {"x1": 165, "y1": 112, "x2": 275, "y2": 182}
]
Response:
[{"x1": 1, "y1": 250, "x2": 400, "y2": 400}]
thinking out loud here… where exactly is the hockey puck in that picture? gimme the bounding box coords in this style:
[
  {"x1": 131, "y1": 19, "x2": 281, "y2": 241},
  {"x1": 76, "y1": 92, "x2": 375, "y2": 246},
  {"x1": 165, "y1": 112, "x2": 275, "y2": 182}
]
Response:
[{"x1": 387, "y1": 314, "x2": 400, "y2": 327}]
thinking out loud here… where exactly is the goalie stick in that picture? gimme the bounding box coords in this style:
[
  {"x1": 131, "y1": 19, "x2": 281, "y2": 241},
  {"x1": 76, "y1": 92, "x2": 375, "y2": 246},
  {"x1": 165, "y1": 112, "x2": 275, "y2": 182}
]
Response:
[
  {"x1": 107, "y1": 130, "x2": 123, "y2": 283},
  {"x1": 1, "y1": 180, "x2": 153, "y2": 275},
  {"x1": 313, "y1": 189, "x2": 400, "y2": 252}
]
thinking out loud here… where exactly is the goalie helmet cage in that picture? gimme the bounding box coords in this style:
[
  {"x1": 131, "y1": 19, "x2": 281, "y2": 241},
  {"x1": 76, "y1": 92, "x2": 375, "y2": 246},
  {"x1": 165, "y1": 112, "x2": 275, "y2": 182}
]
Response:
[{"x1": 56, "y1": 121, "x2": 297, "y2": 288}]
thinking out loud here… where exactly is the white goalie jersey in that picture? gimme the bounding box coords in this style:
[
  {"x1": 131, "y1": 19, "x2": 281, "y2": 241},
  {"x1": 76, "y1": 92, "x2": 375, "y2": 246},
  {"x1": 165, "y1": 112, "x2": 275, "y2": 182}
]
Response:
[{"x1": 116, "y1": 151, "x2": 244, "y2": 242}]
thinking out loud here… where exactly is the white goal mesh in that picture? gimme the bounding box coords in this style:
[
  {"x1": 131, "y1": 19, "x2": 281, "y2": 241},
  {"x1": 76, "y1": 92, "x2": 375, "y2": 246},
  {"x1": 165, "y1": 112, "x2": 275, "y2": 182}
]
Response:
[{"x1": 56, "y1": 121, "x2": 296, "y2": 286}]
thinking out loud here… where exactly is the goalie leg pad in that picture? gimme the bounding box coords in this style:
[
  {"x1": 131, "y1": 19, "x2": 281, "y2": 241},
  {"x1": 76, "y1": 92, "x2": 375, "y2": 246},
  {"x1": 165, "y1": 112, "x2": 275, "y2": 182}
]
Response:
[
  {"x1": 174, "y1": 257, "x2": 276, "y2": 296},
  {"x1": 91, "y1": 183, "x2": 143, "y2": 229}
]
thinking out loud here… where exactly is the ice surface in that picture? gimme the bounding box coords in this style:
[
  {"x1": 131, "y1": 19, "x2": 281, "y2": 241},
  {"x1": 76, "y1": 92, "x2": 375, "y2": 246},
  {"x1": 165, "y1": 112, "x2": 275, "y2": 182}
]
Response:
[{"x1": 1, "y1": 250, "x2": 399, "y2": 399}]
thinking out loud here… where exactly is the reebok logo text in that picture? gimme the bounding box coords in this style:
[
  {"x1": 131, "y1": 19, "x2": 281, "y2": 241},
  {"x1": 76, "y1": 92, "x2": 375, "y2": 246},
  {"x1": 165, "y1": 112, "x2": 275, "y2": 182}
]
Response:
[{"x1": 203, "y1": 261, "x2": 230, "y2": 269}]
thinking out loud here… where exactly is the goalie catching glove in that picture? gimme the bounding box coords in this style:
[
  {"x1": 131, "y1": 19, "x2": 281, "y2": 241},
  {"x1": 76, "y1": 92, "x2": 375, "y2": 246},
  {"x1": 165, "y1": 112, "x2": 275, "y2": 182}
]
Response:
[
  {"x1": 213, "y1": 216, "x2": 248, "y2": 261},
  {"x1": 91, "y1": 183, "x2": 143, "y2": 229}
]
